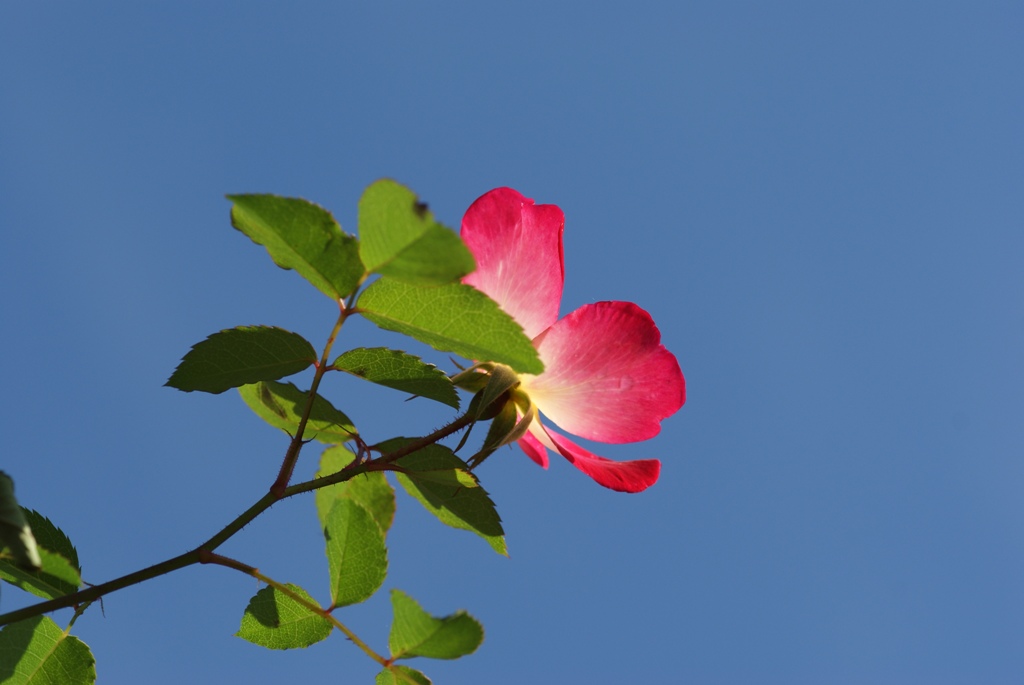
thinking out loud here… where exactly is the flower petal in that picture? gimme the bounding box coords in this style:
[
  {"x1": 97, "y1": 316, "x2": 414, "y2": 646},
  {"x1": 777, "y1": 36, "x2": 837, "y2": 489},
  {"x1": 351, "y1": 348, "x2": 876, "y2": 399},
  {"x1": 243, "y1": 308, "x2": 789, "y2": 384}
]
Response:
[
  {"x1": 461, "y1": 187, "x2": 565, "y2": 339},
  {"x1": 517, "y1": 430, "x2": 550, "y2": 468},
  {"x1": 534, "y1": 422, "x2": 660, "y2": 493},
  {"x1": 521, "y1": 301, "x2": 685, "y2": 443}
]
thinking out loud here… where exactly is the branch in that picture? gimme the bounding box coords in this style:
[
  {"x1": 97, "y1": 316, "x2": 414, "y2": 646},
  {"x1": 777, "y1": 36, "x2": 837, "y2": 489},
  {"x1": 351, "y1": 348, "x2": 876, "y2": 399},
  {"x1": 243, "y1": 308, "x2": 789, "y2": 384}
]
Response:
[
  {"x1": 0, "y1": 409, "x2": 475, "y2": 626},
  {"x1": 200, "y1": 550, "x2": 405, "y2": 675},
  {"x1": 270, "y1": 304, "x2": 350, "y2": 497}
]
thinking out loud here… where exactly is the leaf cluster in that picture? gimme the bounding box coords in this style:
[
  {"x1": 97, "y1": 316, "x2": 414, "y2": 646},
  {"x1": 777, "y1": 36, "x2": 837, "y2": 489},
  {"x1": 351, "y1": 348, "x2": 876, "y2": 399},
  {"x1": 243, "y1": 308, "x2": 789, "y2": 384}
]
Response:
[
  {"x1": 0, "y1": 478, "x2": 91, "y2": 684},
  {"x1": 2, "y1": 179, "x2": 534, "y2": 684}
]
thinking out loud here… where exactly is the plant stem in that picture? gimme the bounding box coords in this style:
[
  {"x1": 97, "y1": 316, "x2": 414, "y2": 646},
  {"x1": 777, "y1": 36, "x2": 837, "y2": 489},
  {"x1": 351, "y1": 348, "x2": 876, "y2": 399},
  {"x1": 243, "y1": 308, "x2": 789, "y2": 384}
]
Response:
[
  {"x1": 0, "y1": 408, "x2": 475, "y2": 627},
  {"x1": 202, "y1": 551, "x2": 387, "y2": 666},
  {"x1": 0, "y1": 551, "x2": 199, "y2": 626},
  {"x1": 283, "y1": 410, "x2": 476, "y2": 498},
  {"x1": 270, "y1": 304, "x2": 350, "y2": 497},
  {"x1": 199, "y1": 491, "x2": 278, "y2": 551}
]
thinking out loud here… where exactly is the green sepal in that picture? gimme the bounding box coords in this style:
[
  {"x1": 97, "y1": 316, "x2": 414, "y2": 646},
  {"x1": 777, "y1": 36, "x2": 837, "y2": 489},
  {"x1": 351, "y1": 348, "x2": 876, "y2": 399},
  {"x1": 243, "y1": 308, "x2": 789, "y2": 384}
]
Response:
[
  {"x1": 358, "y1": 179, "x2": 475, "y2": 286},
  {"x1": 0, "y1": 509, "x2": 82, "y2": 600},
  {"x1": 468, "y1": 387, "x2": 536, "y2": 469},
  {"x1": 375, "y1": 665, "x2": 432, "y2": 685},
  {"x1": 323, "y1": 499, "x2": 388, "y2": 608},
  {"x1": 332, "y1": 347, "x2": 459, "y2": 409},
  {"x1": 358, "y1": 280, "x2": 542, "y2": 374},
  {"x1": 468, "y1": 400, "x2": 517, "y2": 469},
  {"x1": 0, "y1": 616, "x2": 96, "y2": 684},
  {"x1": 166, "y1": 326, "x2": 316, "y2": 394},
  {"x1": 236, "y1": 583, "x2": 332, "y2": 650},
  {"x1": 382, "y1": 439, "x2": 506, "y2": 556},
  {"x1": 474, "y1": 364, "x2": 519, "y2": 416},
  {"x1": 239, "y1": 380, "x2": 357, "y2": 443},
  {"x1": 228, "y1": 194, "x2": 365, "y2": 299},
  {"x1": 315, "y1": 446, "x2": 395, "y2": 534},
  {"x1": 388, "y1": 589, "x2": 484, "y2": 660}
]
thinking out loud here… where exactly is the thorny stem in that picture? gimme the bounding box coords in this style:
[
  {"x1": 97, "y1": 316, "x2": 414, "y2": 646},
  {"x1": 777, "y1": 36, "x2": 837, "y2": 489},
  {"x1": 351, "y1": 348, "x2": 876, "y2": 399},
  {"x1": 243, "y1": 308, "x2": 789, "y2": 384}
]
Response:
[
  {"x1": 0, "y1": 289, "x2": 478, "y2": 685},
  {"x1": 270, "y1": 301, "x2": 351, "y2": 497},
  {"x1": 0, "y1": 408, "x2": 476, "y2": 627},
  {"x1": 0, "y1": 551, "x2": 200, "y2": 626},
  {"x1": 283, "y1": 410, "x2": 476, "y2": 498}
]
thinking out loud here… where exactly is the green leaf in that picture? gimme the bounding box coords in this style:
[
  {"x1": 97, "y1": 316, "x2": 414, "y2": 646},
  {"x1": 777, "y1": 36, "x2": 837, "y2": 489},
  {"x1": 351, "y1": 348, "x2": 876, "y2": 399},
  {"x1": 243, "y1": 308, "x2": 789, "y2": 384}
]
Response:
[
  {"x1": 0, "y1": 548, "x2": 81, "y2": 602},
  {"x1": 388, "y1": 589, "x2": 484, "y2": 660},
  {"x1": 395, "y1": 468, "x2": 478, "y2": 489},
  {"x1": 358, "y1": 280, "x2": 543, "y2": 374},
  {"x1": 384, "y1": 440, "x2": 506, "y2": 556},
  {"x1": 166, "y1": 326, "x2": 317, "y2": 394},
  {"x1": 358, "y1": 179, "x2": 475, "y2": 286},
  {"x1": 315, "y1": 447, "x2": 395, "y2": 534},
  {"x1": 0, "y1": 616, "x2": 96, "y2": 684},
  {"x1": 375, "y1": 665, "x2": 432, "y2": 685},
  {"x1": 332, "y1": 347, "x2": 459, "y2": 408},
  {"x1": 0, "y1": 473, "x2": 40, "y2": 570},
  {"x1": 323, "y1": 500, "x2": 388, "y2": 608},
  {"x1": 236, "y1": 584, "x2": 332, "y2": 650},
  {"x1": 228, "y1": 194, "x2": 365, "y2": 299},
  {"x1": 0, "y1": 509, "x2": 82, "y2": 601},
  {"x1": 20, "y1": 510, "x2": 79, "y2": 572},
  {"x1": 239, "y1": 380, "x2": 357, "y2": 443}
]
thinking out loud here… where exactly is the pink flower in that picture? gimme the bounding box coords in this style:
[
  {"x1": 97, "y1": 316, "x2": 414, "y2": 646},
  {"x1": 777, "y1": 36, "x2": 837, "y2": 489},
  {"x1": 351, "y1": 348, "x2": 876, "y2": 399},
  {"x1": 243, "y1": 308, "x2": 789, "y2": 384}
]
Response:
[{"x1": 461, "y1": 187, "x2": 685, "y2": 493}]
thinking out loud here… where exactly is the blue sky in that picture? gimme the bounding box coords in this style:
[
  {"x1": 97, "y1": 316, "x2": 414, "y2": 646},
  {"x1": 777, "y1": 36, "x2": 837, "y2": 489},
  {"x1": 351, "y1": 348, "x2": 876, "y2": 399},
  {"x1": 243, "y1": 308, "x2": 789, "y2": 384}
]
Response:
[{"x1": 1, "y1": 2, "x2": 1022, "y2": 683}]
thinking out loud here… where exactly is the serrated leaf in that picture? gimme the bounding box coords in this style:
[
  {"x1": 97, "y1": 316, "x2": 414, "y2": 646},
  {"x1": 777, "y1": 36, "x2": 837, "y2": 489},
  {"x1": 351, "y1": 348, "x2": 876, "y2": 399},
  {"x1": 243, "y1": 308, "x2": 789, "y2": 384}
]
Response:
[
  {"x1": 358, "y1": 179, "x2": 475, "y2": 286},
  {"x1": 388, "y1": 589, "x2": 484, "y2": 660},
  {"x1": 166, "y1": 326, "x2": 316, "y2": 394},
  {"x1": 383, "y1": 440, "x2": 506, "y2": 556},
  {"x1": 332, "y1": 348, "x2": 459, "y2": 408},
  {"x1": 228, "y1": 194, "x2": 365, "y2": 299},
  {"x1": 236, "y1": 584, "x2": 332, "y2": 650},
  {"x1": 324, "y1": 500, "x2": 388, "y2": 608},
  {"x1": 376, "y1": 224, "x2": 475, "y2": 286},
  {"x1": 375, "y1": 665, "x2": 432, "y2": 685},
  {"x1": 0, "y1": 474, "x2": 40, "y2": 570},
  {"x1": 0, "y1": 548, "x2": 81, "y2": 601},
  {"x1": 0, "y1": 616, "x2": 96, "y2": 684},
  {"x1": 0, "y1": 509, "x2": 82, "y2": 600},
  {"x1": 239, "y1": 380, "x2": 357, "y2": 443},
  {"x1": 358, "y1": 280, "x2": 542, "y2": 374},
  {"x1": 315, "y1": 447, "x2": 395, "y2": 533},
  {"x1": 20, "y1": 510, "x2": 79, "y2": 572}
]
